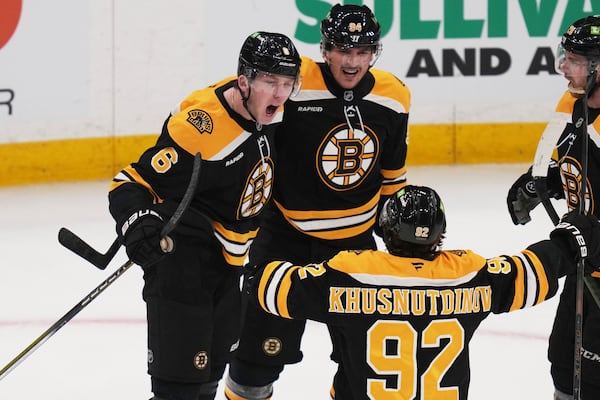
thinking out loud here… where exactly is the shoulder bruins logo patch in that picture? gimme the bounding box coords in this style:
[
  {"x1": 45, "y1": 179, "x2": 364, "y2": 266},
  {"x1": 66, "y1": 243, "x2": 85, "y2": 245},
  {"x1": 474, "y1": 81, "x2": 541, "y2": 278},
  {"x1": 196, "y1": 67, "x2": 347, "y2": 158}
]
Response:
[{"x1": 187, "y1": 109, "x2": 213, "y2": 134}]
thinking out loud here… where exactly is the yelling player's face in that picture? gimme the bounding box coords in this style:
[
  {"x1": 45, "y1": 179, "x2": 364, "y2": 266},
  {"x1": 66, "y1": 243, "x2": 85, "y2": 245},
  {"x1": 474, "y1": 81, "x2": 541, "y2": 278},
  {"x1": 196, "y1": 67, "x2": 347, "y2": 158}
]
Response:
[
  {"x1": 323, "y1": 46, "x2": 374, "y2": 89},
  {"x1": 246, "y1": 72, "x2": 297, "y2": 125},
  {"x1": 556, "y1": 49, "x2": 600, "y2": 97}
]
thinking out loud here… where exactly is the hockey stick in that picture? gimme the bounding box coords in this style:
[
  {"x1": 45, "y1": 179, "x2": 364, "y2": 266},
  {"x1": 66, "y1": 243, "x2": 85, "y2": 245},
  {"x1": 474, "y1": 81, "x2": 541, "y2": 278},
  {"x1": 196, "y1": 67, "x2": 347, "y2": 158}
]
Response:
[
  {"x1": 531, "y1": 114, "x2": 568, "y2": 225},
  {"x1": 572, "y1": 70, "x2": 596, "y2": 400},
  {"x1": 0, "y1": 152, "x2": 202, "y2": 381},
  {"x1": 59, "y1": 153, "x2": 202, "y2": 270},
  {"x1": 532, "y1": 113, "x2": 600, "y2": 310},
  {"x1": 58, "y1": 230, "x2": 120, "y2": 270},
  {"x1": 532, "y1": 112, "x2": 600, "y2": 308},
  {"x1": 530, "y1": 86, "x2": 600, "y2": 399},
  {"x1": 0, "y1": 260, "x2": 133, "y2": 382}
]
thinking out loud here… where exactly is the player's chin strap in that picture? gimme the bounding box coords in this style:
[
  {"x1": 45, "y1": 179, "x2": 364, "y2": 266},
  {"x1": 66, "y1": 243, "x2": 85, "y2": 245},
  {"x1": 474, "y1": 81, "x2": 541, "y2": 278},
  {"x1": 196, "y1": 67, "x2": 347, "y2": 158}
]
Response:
[{"x1": 237, "y1": 84, "x2": 262, "y2": 131}]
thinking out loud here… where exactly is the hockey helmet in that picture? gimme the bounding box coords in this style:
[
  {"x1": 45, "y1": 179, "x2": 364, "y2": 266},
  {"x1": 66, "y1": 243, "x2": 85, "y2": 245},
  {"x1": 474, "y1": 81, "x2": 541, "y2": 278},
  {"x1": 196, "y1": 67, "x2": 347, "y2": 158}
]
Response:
[
  {"x1": 378, "y1": 185, "x2": 446, "y2": 259},
  {"x1": 561, "y1": 15, "x2": 600, "y2": 59},
  {"x1": 320, "y1": 4, "x2": 382, "y2": 57},
  {"x1": 238, "y1": 31, "x2": 301, "y2": 80}
]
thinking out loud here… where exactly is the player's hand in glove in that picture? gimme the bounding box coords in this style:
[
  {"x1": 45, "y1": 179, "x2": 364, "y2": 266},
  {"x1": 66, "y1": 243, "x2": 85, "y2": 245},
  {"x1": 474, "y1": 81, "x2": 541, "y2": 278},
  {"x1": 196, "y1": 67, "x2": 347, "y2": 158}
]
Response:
[
  {"x1": 242, "y1": 263, "x2": 261, "y2": 297},
  {"x1": 550, "y1": 211, "x2": 600, "y2": 267},
  {"x1": 119, "y1": 209, "x2": 174, "y2": 268},
  {"x1": 507, "y1": 161, "x2": 563, "y2": 225}
]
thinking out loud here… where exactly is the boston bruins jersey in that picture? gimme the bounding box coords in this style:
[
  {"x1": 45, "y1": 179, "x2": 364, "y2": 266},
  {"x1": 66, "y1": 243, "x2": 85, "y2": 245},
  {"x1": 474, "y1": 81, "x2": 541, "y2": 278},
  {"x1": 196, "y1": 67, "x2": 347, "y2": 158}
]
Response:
[
  {"x1": 109, "y1": 77, "x2": 278, "y2": 267},
  {"x1": 254, "y1": 240, "x2": 570, "y2": 400},
  {"x1": 546, "y1": 91, "x2": 600, "y2": 394},
  {"x1": 272, "y1": 56, "x2": 410, "y2": 240},
  {"x1": 554, "y1": 90, "x2": 600, "y2": 216}
]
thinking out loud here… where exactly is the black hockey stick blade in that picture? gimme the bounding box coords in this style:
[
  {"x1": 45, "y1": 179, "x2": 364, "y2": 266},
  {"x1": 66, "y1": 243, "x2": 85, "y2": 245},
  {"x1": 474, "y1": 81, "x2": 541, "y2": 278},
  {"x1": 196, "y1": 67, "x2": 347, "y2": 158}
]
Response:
[
  {"x1": 0, "y1": 154, "x2": 202, "y2": 382},
  {"x1": 58, "y1": 228, "x2": 121, "y2": 270}
]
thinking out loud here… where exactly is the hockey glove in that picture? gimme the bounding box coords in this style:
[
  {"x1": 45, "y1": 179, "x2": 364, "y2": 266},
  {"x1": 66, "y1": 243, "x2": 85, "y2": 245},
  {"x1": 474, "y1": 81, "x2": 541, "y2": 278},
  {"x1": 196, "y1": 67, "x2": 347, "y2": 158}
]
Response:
[
  {"x1": 507, "y1": 161, "x2": 563, "y2": 225},
  {"x1": 550, "y1": 211, "x2": 600, "y2": 267},
  {"x1": 119, "y1": 209, "x2": 174, "y2": 268},
  {"x1": 242, "y1": 263, "x2": 261, "y2": 297}
]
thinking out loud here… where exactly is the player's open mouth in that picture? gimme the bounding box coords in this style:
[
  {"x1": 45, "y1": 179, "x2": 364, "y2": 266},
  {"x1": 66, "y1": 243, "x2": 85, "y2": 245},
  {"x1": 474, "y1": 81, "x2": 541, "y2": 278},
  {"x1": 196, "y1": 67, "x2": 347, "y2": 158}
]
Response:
[
  {"x1": 342, "y1": 68, "x2": 359, "y2": 76},
  {"x1": 266, "y1": 105, "x2": 278, "y2": 116}
]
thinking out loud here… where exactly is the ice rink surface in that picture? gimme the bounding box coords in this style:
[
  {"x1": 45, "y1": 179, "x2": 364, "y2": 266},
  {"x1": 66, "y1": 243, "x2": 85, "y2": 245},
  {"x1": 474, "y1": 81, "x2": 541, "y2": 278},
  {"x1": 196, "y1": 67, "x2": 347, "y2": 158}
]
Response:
[{"x1": 0, "y1": 163, "x2": 569, "y2": 399}]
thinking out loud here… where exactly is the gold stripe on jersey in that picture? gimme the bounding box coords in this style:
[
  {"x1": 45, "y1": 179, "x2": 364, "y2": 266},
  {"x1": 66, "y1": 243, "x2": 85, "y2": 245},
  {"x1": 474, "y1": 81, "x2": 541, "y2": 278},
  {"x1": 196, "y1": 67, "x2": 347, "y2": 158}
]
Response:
[
  {"x1": 508, "y1": 255, "x2": 524, "y2": 311},
  {"x1": 367, "y1": 68, "x2": 411, "y2": 114},
  {"x1": 296, "y1": 57, "x2": 332, "y2": 93},
  {"x1": 273, "y1": 191, "x2": 380, "y2": 240},
  {"x1": 553, "y1": 91, "x2": 600, "y2": 144},
  {"x1": 258, "y1": 261, "x2": 300, "y2": 318},
  {"x1": 327, "y1": 250, "x2": 486, "y2": 285},
  {"x1": 110, "y1": 165, "x2": 163, "y2": 204},
  {"x1": 213, "y1": 221, "x2": 259, "y2": 267},
  {"x1": 555, "y1": 90, "x2": 577, "y2": 114},
  {"x1": 367, "y1": 68, "x2": 410, "y2": 108},
  {"x1": 551, "y1": 90, "x2": 600, "y2": 151},
  {"x1": 507, "y1": 251, "x2": 547, "y2": 311},
  {"x1": 381, "y1": 166, "x2": 407, "y2": 196},
  {"x1": 523, "y1": 249, "x2": 549, "y2": 304},
  {"x1": 294, "y1": 57, "x2": 410, "y2": 115}
]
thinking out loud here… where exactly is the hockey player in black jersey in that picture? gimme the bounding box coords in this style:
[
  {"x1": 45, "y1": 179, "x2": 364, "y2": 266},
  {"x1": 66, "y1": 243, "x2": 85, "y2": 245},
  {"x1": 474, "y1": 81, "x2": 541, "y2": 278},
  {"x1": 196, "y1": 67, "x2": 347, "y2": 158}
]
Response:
[
  {"x1": 247, "y1": 185, "x2": 600, "y2": 400},
  {"x1": 507, "y1": 15, "x2": 600, "y2": 400},
  {"x1": 225, "y1": 4, "x2": 410, "y2": 399},
  {"x1": 107, "y1": 32, "x2": 301, "y2": 400}
]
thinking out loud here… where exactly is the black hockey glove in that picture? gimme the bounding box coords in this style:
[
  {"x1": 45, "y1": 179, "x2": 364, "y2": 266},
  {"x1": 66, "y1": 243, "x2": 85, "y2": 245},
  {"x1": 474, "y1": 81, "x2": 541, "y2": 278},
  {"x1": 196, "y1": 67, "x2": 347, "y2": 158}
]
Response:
[
  {"x1": 550, "y1": 211, "x2": 600, "y2": 267},
  {"x1": 507, "y1": 161, "x2": 563, "y2": 225},
  {"x1": 242, "y1": 263, "x2": 261, "y2": 297},
  {"x1": 119, "y1": 209, "x2": 174, "y2": 268}
]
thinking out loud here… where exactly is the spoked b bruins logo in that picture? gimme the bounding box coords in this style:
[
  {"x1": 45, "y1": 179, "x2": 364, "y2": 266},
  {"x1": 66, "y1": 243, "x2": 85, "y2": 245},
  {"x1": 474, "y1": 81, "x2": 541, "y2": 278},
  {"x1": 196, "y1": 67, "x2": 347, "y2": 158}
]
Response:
[
  {"x1": 262, "y1": 337, "x2": 282, "y2": 356},
  {"x1": 560, "y1": 156, "x2": 594, "y2": 214},
  {"x1": 193, "y1": 351, "x2": 209, "y2": 370},
  {"x1": 238, "y1": 157, "x2": 274, "y2": 218},
  {"x1": 317, "y1": 123, "x2": 378, "y2": 191}
]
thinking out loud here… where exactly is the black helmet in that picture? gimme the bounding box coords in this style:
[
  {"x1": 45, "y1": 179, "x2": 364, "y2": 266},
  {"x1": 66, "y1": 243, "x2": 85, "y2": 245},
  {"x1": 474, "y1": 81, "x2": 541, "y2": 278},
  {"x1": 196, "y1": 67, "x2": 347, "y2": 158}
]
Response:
[
  {"x1": 320, "y1": 4, "x2": 381, "y2": 52},
  {"x1": 561, "y1": 15, "x2": 600, "y2": 59},
  {"x1": 379, "y1": 185, "x2": 446, "y2": 259},
  {"x1": 238, "y1": 31, "x2": 301, "y2": 80}
]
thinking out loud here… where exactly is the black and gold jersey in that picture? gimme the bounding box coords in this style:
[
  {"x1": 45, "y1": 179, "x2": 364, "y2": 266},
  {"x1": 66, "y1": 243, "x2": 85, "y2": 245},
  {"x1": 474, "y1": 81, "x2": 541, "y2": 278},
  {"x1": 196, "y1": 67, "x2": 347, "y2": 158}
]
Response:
[
  {"x1": 253, "y1": 240, "x2": 569, "y2": 399},
  {"x1": 109, "y1": 77, "x2": 279, "y2": 267},
  {"x1": 272, "y1": 56, "x2": 410, "y2": 240},
  {"x1": 546, "y1": 91, "x2": 600, "y2": 391},
  {"x1": 554, "y1": 90, "x2": 600, "y2": 216}
]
